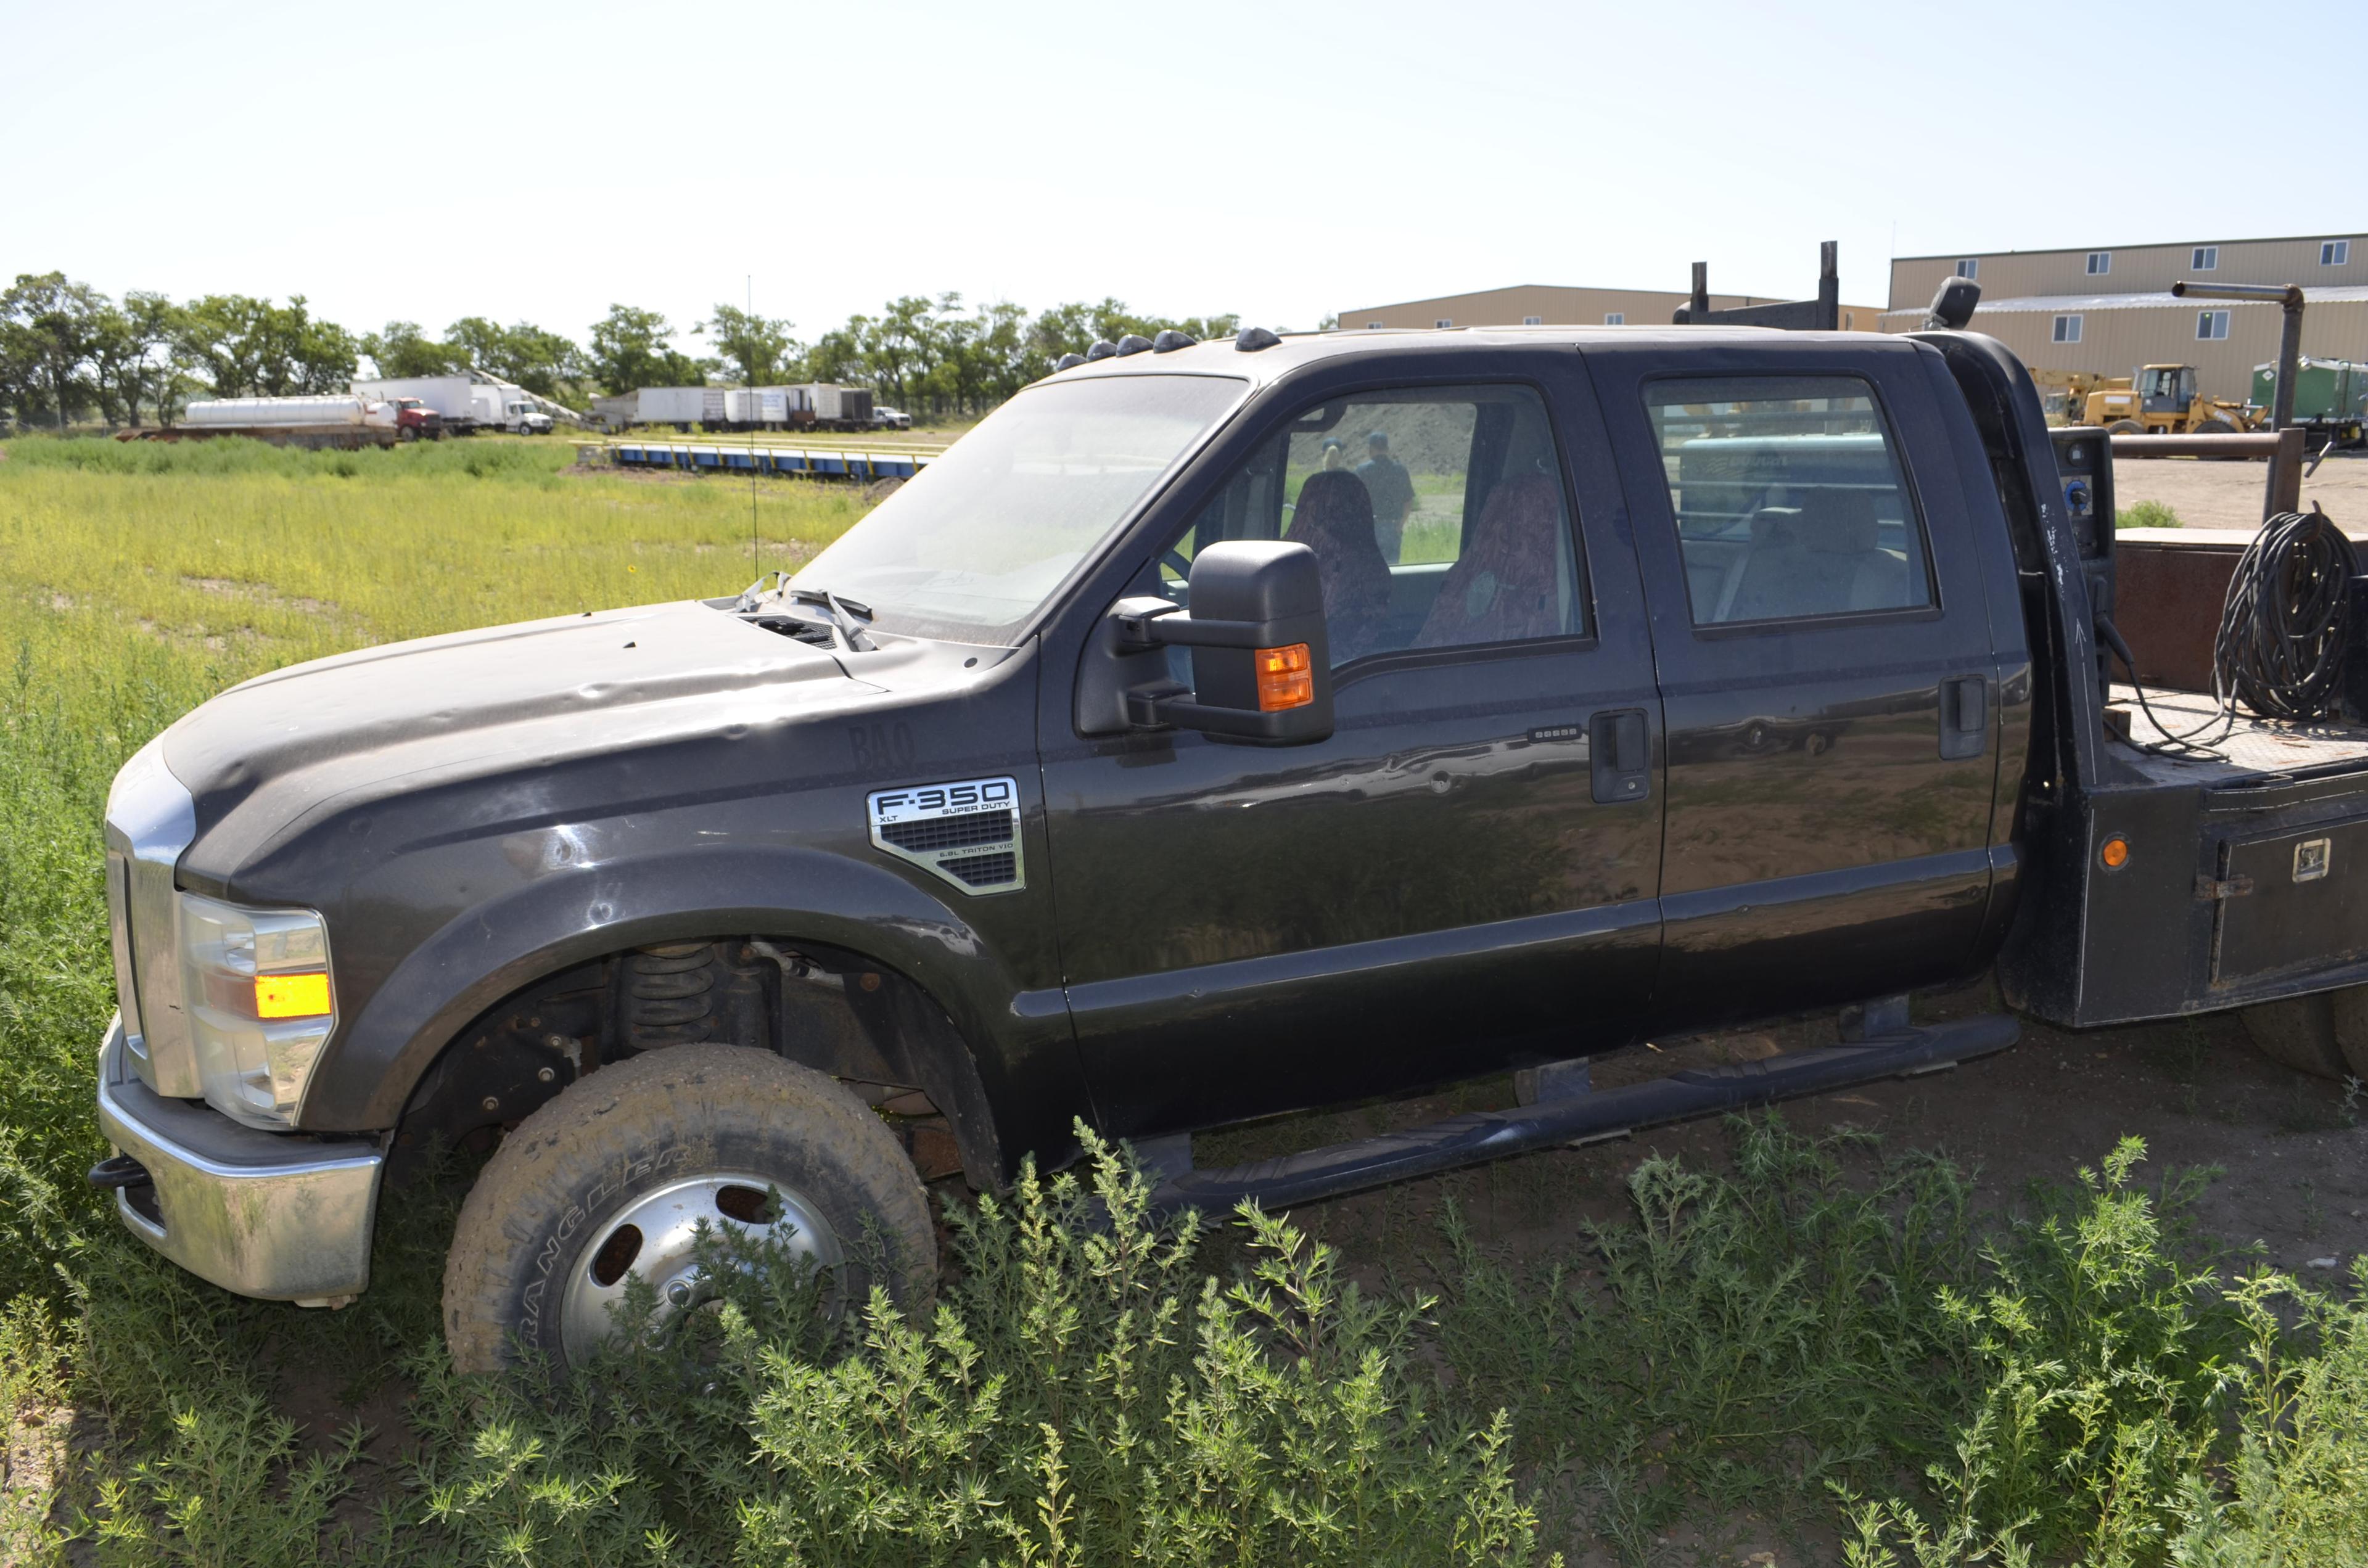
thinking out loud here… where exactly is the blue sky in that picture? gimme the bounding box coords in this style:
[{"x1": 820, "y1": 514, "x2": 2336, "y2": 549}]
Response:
[{"x1": 3, "y1": 0, "x2": 2356, "y2": 347}]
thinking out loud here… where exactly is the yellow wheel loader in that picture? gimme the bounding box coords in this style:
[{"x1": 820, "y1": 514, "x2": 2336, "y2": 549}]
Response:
[{"x1": 2082, "y1": 364, "x2": 2265, "y2": 436}]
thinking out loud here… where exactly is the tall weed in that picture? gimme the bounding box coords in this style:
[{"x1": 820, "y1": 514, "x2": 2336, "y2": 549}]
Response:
[
  {"x1": 1840, "y1": 1138, "x2": 2368, "y2": 1568},
  {"x1": 1428, "y1": 1120, "x2": 1981, "y2": 1537}
]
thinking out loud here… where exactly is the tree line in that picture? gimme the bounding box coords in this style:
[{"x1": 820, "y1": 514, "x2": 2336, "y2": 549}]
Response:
[{"x1": 0, "y1": 271, "x2": 1246, "y2": 429}]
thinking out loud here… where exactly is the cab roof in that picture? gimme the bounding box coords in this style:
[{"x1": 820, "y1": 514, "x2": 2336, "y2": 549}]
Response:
[{"x1": 1041, "y1": 324, "x2": 1918, "y2": 390}]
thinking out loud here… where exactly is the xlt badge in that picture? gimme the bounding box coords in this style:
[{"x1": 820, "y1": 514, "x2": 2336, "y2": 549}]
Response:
[{"x1": 868, "y1": 777, "x2": 1024, "y2": 895}]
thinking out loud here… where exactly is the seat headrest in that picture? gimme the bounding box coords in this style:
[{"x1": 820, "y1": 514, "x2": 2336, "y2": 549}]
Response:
[
  {"x1": 1794, "y1": 488, "x2": 1879, "y2": 554},
  {"x1": 1291, "y1": 469, "x2": 1376, "y2": 544}
]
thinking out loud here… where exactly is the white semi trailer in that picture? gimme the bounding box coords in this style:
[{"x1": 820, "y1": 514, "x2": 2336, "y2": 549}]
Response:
[
  {"x1": 804, "y1": 384, "x2": 876, "y2": 430},
  {"x1": 123, "y1": 395, "x2": 427, "y2": 449},
  {"x1": 633, "y1": 387, "x2": 721, "y2": 430},
  {"x1": 610, "y1": 384, "x2": 874, "y2": 432}
]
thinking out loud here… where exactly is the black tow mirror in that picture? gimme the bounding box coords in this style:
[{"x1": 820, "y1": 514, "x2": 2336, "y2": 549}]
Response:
[{"x1": 1078, "y1": 541, "x2": 1334, "y2": 744}]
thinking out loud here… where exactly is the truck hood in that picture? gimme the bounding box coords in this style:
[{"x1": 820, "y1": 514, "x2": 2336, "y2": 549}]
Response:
[{"x1": 163, "y1": 600, "x2": 867, "y2": 856}]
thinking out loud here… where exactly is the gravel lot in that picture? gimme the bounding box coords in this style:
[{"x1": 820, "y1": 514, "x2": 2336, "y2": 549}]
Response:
[{"x1": 2116, "y1": 449, "x2": 2368, "y2": 533}]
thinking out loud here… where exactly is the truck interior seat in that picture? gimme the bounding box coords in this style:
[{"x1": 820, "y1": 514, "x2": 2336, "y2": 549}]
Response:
[
  {"x1": 1414, "y1": 474, "x2": 1569, "y2": 648},
  {"x1": 1714, "y1": 490, "x2": 1907, "y2": 622},
  {"x1": 1286, "y1": 470, "x2": 1393, "y2": 661},
  {"x1": 1702, "y1": 507, "x2": 1797, "y2": 622}
]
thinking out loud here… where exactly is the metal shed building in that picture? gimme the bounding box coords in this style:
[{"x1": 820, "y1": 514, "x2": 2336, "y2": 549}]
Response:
[
  {"x1": 1338, "y1": 282, "x2": 1885, "y2": 334},
  {"x1": 1881, "y1": 233, "x2": 2368, "y2": 403}
]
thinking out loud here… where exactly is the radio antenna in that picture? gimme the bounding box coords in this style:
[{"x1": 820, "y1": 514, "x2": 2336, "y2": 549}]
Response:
[{"x1": 747, "y1": 273, "x2": 760, "y2": 581}]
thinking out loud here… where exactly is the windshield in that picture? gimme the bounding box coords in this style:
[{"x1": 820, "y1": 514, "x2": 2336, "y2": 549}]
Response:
[{"x1": 790, "y1": 374, "x2": 1244, "y2": 642}]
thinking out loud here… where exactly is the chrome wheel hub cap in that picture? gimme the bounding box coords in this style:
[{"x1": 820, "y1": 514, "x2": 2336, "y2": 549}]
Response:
[{"x1": 558, "y1": 1170, "x2": 840, "y2": 1361}]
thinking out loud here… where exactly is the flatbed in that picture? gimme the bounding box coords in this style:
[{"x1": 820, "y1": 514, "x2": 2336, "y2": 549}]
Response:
[{"x1": 2108, "y1": 684, "x2": 2368, "y2": 784}]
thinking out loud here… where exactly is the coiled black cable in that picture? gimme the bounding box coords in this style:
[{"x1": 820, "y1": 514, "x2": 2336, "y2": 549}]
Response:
[
  {"x1": 2097, "y1": 503, "x2": 2356, "y2": 759},
  {"x1": 2214, "y1": 504, "x2": 2356, "y2": 723}
]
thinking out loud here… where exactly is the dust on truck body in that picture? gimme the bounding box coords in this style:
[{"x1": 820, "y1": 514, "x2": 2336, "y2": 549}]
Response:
[{"x1": 91, "y1": 309, "x2": 2368, "y2": 1372}]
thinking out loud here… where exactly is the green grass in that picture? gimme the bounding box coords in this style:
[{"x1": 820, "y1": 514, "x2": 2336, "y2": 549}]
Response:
[
  {"x1": 2119, "y1": 498, "x2": 2182, "y2": 530},
  {"x1": 1, "y1": 435, "x2": 2366, "y2": 1564}
]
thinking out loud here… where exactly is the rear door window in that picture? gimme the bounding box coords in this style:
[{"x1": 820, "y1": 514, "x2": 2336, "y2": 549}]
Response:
[{"x1": 1645, "y1": 377, "x2": 1933, "y2": 626}]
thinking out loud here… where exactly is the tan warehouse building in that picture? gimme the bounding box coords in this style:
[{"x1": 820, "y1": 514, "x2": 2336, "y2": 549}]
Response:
[
  {"x1": 1881, "y1": 233, "x2": 2368, "y2": 403},
  {"x1": 1339, "y1": 282, "x2": 1886, "y2": 334}
]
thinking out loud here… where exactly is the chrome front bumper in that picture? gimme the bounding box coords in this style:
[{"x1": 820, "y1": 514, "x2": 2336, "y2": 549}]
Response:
[{"x1": 96, "y1": 1014, "x2": 383, "y2": 1305}]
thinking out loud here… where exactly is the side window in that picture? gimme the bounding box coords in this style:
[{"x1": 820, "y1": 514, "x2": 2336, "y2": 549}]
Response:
[
  {"x1": 1149, "y1": 385, "x2": 1586, "y2": 667},
  {"x1": 1646, "y1": 376, "x2": 1933, "y2": 627}
]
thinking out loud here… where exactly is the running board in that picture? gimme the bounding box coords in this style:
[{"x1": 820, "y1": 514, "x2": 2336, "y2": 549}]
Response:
[{"x1": 1145, "y1": 1014, "x2": 2019, "y2": 1212}]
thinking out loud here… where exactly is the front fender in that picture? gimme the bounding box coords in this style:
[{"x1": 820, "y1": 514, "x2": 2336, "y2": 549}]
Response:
[{"x1": 302, "y1": 842, "x2": 1083, "y2": 1172}]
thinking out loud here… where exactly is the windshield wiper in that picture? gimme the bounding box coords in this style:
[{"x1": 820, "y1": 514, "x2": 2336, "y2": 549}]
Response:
[{"x1": 788, "y1": 586, "x2": 877, "y2": 652}]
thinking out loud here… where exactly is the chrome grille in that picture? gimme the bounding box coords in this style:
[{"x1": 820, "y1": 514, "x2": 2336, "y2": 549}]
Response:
[{"x1": 102, "y1": 738, "x2": 199, "y2": 1096}]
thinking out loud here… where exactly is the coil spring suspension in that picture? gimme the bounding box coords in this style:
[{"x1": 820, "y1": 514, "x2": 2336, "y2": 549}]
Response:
[{"x1": 624, "y1": 942, "x2": 719, "y2": 1049}]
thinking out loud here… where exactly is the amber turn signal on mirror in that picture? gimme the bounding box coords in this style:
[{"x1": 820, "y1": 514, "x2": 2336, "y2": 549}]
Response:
[
  {"x1": 1254, "y1": 643, "x2": 1314, "y2": 712},
  {"x1": 2099, "y1": 835, "x2": 2130, "y2": 870},
  {"x1": 254, "y1": 972, "x2": 333, "y2": 1019}
]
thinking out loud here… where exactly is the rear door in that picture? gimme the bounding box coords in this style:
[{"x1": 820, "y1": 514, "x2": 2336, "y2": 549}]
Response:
[{"x1": 1584, "y1": 337, "x2": 2002, "y2": 1028}]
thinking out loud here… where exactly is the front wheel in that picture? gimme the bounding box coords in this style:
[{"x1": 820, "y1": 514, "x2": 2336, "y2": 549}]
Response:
[
  {"x1": 442, "y1": 1043, "x2": 934, "y2": 1374},
  {"x1": 2193, "y1": 416, "x2": 2243, "y2": 458}
]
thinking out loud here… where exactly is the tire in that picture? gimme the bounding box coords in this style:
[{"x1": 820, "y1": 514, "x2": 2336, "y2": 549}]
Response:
[
  {"x1": 2242, "y1": 989, "x2": 2368, "y2": 1080},
  {"x1": 442, "y1": 1043, "x2": 933, "y2": 1374},
  {"x1": 2194, "y1": 416, "x2": 2243, "y2": 459},
  {"x1": 2330, "y1": 988, "x2": 2368, "y2": 1081},
  {"x1": 2108, "y1": 419, "x2": 2144, "y2": 435}
]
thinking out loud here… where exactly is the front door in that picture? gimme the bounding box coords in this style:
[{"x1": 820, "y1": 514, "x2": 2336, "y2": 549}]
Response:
[
  {"x1": 1041, "y1": 367, "x2": 1664, "y2": 1137},
  {"x1": 1587, "y1": 341, "x2": 2004, "y2": 1029}
]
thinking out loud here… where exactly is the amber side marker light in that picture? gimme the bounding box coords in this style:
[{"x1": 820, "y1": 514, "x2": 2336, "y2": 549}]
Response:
[
  {"x1": 1254, "y1": 643, "x2": 1314, "y2": 712},
  {"x1": 255, "y1": 972, "x2": 332, "y2": 1019},
  {"x1": 2100, "y1": 835, "x2": 2131, "y2": 870}
]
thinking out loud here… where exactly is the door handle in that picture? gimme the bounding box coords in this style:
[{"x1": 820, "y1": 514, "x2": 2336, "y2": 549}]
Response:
[
  {"x1": 1939, "y1": 675, "x2": 1988, "y2": 760},
  {"x1": 1590, "y1": 708, "x2": 1650, "y2": 804}
]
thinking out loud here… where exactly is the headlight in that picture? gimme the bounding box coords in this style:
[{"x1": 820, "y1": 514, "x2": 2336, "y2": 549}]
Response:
[{"x1": 175, "y1": 893, "x2": 335, "y2": 1128}]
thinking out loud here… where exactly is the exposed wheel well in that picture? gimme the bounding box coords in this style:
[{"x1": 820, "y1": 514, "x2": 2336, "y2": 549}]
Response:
[{"x1": 391, "y1": 937, "x2": 1004, "y2": 1190}]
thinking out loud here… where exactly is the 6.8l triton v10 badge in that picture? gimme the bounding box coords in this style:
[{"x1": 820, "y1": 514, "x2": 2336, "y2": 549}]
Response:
[{"x1": 867, "y1": 777, "x2": 1024, "y2": 894}]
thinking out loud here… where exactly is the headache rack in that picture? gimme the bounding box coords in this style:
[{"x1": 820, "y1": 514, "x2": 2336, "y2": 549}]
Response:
[{"x1": 1672, "y1": 240, "x2": 1843, "y2": 332}]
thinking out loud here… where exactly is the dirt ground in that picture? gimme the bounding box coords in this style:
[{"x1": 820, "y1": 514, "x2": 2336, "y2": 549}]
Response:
[{"x1": 2116, "y1": 448, "x2": 2368, "y2": 534}]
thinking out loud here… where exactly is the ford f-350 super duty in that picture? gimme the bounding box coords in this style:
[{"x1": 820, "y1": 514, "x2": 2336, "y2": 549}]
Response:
[{"x1": 92, "y1": 294, "x2": 2368, "y2": 1371}]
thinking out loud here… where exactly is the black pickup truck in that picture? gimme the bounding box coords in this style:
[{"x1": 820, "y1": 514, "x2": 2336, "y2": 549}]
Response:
[{"x1": 94, "y1": 310, "x2": 2368, "y2": 1371}]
